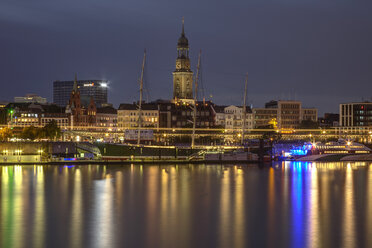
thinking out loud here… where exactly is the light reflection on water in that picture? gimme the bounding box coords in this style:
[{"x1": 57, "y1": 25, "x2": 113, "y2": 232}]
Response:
[{"x1": 0, "y1": 162, "x2": 372, "y2": 248}]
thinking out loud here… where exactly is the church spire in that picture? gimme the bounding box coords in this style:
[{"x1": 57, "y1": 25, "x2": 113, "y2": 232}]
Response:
[
  {"x1": 177, "y1": 17, "x2": 189, "y2": 49},
  {"x1": 73, "y1": 73, "x2": 78, "y2": 92},
  {"x1": 182, "y1": 17, "x2": 185, "y2": 36}
]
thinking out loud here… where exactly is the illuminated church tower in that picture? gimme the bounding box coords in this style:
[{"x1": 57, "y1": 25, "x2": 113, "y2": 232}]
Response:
[{"x1": 173, "y1": 18, "x2": 193, "y2": 100}]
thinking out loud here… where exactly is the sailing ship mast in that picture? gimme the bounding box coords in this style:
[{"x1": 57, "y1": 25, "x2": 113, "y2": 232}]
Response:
[
  {"x1": 191, "y1": 50, "x2": 201, "y2": 149},
  {"x1": 137, "y1": 50, "x2": 146, "y2": 145},
  {"x1": 241, "y1": 72, "x2": 248, "y2": 145}
]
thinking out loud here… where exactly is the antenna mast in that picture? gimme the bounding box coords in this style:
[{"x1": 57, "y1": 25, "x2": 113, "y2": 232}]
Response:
[
  {"x1": 137, "y1": 49, "x2": 146, "y2": 145},
  {"x1": 191, "y1": 50, "x2": 201, "y2": 149},
  {"x1": 241, "y1": 72, "x2": 248, "y2": 145}
]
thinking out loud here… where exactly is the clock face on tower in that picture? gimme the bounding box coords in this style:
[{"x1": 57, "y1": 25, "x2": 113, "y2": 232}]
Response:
[
  {"x1": 185, "y1": 61, "x2": 190, "y2": 69},
  {"x1": 176, "y1": 61, "x2": 181, "y2": 69}
]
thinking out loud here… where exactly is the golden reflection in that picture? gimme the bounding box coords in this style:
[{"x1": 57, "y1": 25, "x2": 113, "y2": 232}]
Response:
[
  {"x1": 233, "y1": 167, "x2": 245, "y2": 248},
  {"x1": 342, "y1": 163, "x2": 355, "y2": 248},
  {"x1": 69, "y1": 169, "x2": 82, "y2": 248},
  {"x1": 145, "y1": 166, "x2": 159, "y2": 247},
  {"x1": 115, "y1": 171, "x2": 123, "y2": 210},
  {"x1": 178, "y1": 167, "x2": 191, "y2": 248},
  {"x1": 267, "y1": 167, "x2": 275, "y2": 247},
  {"x1": 218, "y1": 168, "x2": 231, "y2": 248},
  {"x1": 93, "y1": 176, "x2": 114, "y2": 248},
  {"x1": 33, "y1": 166, "x2": 45, "y2": 248},
  {"x1": 160, "y1": 167, "x2": 169, "y2": 247},
  {"x1": 1, "y1": 167, "x2": 10, "y2": 248},
  {"x1": 13, "y1": 166, "x2": 24, "y2": 248}
]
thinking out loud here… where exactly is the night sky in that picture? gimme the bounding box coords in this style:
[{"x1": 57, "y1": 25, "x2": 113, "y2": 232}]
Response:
[{"x1": 1, "y1": 0, "x2": 372, "y2": 114}]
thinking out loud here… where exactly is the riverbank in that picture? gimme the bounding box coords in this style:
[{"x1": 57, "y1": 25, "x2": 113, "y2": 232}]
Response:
[{"x1": 0, "y1": 158, "x2": 261, "y2": 165}]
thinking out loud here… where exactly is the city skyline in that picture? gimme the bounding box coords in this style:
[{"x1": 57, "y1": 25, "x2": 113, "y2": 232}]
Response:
[{"x1": 1, "y1": 1, "x2": 372, "y2": 114}]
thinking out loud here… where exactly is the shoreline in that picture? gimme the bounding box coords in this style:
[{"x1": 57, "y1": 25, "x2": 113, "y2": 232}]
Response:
[
  {"x1": 1, "y1": 158, "x2": 372, "y2": 165},
  {"x1": 0, "y1": 159, "x2": 262, "y2": 165}
]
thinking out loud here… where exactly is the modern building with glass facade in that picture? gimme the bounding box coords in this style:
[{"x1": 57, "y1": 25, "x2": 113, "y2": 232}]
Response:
[{"x1": 53, "y1": 80, "x2": 108, "y2": 107}]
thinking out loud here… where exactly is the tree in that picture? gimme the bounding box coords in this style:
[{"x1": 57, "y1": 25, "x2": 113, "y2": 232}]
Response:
[
  {"x1": 0, "y1": 127, "x2": 12, "y2": 141},
  {"x1": 42, "y1": 120, "x2": 61, "y2": 140},
  {"x1": 21, "y1": 126, "x2": 39, "y2": 140},
  {"x1": 299, "y1": 120, "x2": 319, "y2": 129}
]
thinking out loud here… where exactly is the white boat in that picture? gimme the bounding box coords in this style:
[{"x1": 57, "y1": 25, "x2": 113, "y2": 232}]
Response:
[{"x1": 313, "y1": 139, "x2": 371, "y2": 154}]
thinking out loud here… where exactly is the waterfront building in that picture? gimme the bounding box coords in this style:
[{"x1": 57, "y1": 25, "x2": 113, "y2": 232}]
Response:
[
  {"x1": 173, "y1": 19, "x2": 193, "y2": 100},
  {"x1": 118, "y1": 100, "x2": 215, "y2": 129},
  {"x1": 117, "y1": 103, "x2": 159, "y2": 129},
  {"x1": 14, "y1": 94, "x2": 47, "y2": 104},
  {"x1": 214, "y1": 105, "x2": 226, "y2": 127},
  {"x1": 216, "y1": 105, "x2": 254, "y2": 131},
  {"x1": 65, "y1": 75, "x2": 97, "y2": 127},
  {"x1": 96, "y1": 106, "x2": 118, "y2": 130},
  {"x1": 225, "y1": 105, "x2": 253, "y2": 130},
  {"x1": 252, "y1": 108, "x2": 278, "y2": 128},
  {"x1": 39, "y1": 113, "x2": 70, "y2": 128},
  {"x1": 157, "y1": 100, "x2": 215, "y2": 128},
  {"x1": 53, "y1": 78, "x2": 108, "y2": 107},
  {"x1": 4, "y1": 102, "x2": 69, "y2": 128},
  {"x1": 253, "y1": 100, "x2": 318, "y2": 129},
  {"x1": 339, "y1": 102, "x2": 372, "y2": 127},
  {"x1": 266, "y1": 100, "x2": 302, "y2": 129},
  {"x1": 302, "y1": 108, "x2": 318, "y2": 122},
  {"x1": 319, "y1": 113, "x2": 339, "y2": 127}
]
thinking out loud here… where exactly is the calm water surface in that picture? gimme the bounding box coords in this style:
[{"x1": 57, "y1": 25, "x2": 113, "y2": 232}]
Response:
[{"x1": 1, "y1": 162, "x2": 372, "y2": 248}]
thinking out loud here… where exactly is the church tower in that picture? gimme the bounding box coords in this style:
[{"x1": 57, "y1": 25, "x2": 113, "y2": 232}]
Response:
[{"x1": 173, "y1": 18, "x2": 193, "y2": 100}]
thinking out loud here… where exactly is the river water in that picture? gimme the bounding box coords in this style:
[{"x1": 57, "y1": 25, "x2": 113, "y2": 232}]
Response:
[{"x1": 1, "y1": 162, "x2": 372, "y2": 248}]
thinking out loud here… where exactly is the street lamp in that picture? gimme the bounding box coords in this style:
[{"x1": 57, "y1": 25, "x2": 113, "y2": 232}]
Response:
[{"x1": 37, "y1": 149, "x2": 43, "y2": 162}]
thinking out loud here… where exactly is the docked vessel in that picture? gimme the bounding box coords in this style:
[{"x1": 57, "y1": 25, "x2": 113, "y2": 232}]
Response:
[
  {"x1": 312, "y1": 139, "x2": 371, "y2": 154},
  {"x1": 187, "y1": 148, "x2": 259, "y2": 162},
  {"x1": 203, "y1": 150, "x2": 259, "y2": 162}
]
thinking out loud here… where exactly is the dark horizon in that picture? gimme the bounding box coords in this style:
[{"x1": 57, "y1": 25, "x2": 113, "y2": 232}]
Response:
[{"x1": 1, "y1": 0, "x2": 372, "y2": 114}]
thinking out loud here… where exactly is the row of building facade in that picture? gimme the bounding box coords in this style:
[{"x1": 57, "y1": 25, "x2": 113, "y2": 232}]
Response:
[
  {"x1": 4, "y1": 98, "x2": 372, "y2": 131},
  {"x1": 1, "y1": 97, "x2": 319, "y2": 131}
]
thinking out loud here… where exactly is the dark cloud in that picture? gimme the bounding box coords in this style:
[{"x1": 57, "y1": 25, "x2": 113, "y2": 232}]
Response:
[{"x1": 1, "y1": 0, "x2": 372, "y2": 114}]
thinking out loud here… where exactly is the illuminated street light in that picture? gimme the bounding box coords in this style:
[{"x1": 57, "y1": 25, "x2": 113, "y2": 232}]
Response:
[{"x1": 37, "y1": 149, "x2": 43, "y2": 161}]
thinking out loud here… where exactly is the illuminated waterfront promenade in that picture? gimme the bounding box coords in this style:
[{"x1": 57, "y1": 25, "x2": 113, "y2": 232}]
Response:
[{"x1": 2, "y1": 124, "x2": 372, "y2": 144}]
